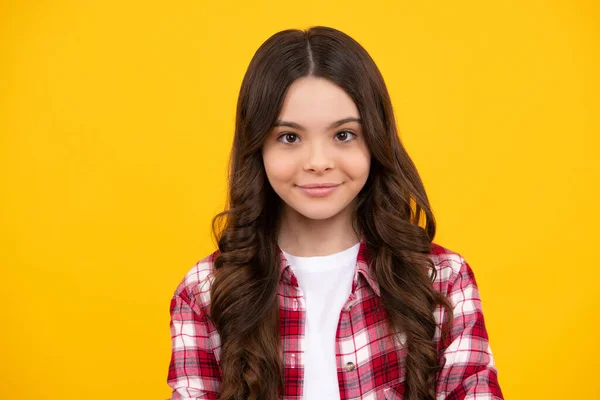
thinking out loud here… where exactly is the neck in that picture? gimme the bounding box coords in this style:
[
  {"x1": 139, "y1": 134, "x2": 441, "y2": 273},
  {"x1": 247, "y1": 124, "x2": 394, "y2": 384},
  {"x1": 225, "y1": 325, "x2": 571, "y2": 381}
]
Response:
[{"x1": 276, "y1": 201, "x2": 360, "y2": 257}]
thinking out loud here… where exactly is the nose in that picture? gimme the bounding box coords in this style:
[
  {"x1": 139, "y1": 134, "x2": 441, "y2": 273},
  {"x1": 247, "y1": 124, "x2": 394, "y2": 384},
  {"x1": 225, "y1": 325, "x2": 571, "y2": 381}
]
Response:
[{"x1": 304, "y1": 140, "x2": 334, "y2": 173}]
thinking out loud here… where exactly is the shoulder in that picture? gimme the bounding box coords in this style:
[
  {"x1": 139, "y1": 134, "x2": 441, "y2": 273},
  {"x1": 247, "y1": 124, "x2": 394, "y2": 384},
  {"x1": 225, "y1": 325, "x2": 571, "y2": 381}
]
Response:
[
  {"x1": 172, "y1": 249, "x2": 220, "y2": 317},
  {"x1": 429, "y1": 242, "x2": 476, "y2": 296}
]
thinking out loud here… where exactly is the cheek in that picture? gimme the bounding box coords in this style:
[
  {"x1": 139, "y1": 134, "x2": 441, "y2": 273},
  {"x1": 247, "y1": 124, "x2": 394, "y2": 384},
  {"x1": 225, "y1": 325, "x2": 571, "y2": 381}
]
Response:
[
  {"x1": 345, "y1": 150, "x2": 371, "y2": 179},
  {"x1": 263, "y1": 150, "x2": 298, "y2": 184}
]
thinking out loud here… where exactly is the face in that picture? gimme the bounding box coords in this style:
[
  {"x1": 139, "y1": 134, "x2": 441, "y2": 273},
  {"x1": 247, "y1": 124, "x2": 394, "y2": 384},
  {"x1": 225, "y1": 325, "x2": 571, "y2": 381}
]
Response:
[{"x1": 261, "y1": 76, "x2": 371, "y2": 221}]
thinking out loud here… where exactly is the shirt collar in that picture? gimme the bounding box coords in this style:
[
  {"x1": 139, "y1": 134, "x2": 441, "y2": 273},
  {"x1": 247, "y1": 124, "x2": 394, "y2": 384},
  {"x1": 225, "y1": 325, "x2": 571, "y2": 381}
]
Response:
[{"x1": 276, "y1": 237, "x2": 381, "y2": 297}]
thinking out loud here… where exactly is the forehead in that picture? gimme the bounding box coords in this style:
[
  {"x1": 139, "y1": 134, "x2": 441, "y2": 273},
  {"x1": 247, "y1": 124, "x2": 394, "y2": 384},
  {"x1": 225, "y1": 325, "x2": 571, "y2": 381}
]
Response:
[{"x1": 277, "y1": 76, "x2": 360, "y2": 127}]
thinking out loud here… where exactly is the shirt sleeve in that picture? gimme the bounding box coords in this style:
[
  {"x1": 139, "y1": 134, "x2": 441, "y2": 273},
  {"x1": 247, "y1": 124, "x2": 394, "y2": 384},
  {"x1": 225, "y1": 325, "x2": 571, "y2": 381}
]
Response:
[
  {"x1": 167, "y1": 289, "x2": 221, "y2": 400},
  {"x1": 435, "y1": 256, "x2": 504, "y2": 400}
]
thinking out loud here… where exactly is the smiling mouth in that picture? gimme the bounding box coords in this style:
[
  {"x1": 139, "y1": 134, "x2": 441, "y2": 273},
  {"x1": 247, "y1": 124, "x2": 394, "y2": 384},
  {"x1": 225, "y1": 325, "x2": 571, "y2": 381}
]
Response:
[
  {"x1": 296, "y1": 184, "x2": 340, "y2": 197},
  {"x1": 296, "y1": 183, "x2": 341, "y2": 189}
]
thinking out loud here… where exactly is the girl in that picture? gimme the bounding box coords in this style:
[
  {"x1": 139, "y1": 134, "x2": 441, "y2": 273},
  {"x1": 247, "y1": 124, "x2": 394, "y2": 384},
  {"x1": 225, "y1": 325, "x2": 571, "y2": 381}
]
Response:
[{"x1": 167, "y1": 26, "x2": 503, "y2": 400}]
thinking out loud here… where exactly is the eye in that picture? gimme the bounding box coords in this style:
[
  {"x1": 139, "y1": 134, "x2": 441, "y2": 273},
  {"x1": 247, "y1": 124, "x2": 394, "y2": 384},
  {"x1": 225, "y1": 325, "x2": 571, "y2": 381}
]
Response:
[
  {"x1": 277, "y1": 133, "x2": 300, "y2": 144},
  {"x1": 334, "y1": 130, "x2": 356, "y2": 142}
]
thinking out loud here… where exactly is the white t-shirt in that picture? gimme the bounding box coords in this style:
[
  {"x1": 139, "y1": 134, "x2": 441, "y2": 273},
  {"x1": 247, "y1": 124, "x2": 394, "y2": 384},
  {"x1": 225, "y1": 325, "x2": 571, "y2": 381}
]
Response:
[{"x1": 280, "y1": 242, "x2": 361, "y2": 400}]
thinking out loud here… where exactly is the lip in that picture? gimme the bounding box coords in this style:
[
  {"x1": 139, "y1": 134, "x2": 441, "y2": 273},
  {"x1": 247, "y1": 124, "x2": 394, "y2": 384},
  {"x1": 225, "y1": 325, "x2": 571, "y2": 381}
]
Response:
[{"x1": 296, "y1": 183, "x2": 341, "y2": 197}]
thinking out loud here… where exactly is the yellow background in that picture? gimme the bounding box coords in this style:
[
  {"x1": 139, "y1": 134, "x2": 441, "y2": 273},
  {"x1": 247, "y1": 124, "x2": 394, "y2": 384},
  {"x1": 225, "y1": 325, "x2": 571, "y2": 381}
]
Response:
[{"x1": 1, "y1": 0, "x2": 598, "y2": 399}]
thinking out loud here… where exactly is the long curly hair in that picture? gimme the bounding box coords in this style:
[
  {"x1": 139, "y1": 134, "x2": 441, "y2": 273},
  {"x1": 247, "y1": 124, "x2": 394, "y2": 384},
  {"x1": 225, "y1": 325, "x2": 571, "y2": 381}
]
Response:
[{"x1": 209, "y1": 26, "x2": 454, "y2": 400}]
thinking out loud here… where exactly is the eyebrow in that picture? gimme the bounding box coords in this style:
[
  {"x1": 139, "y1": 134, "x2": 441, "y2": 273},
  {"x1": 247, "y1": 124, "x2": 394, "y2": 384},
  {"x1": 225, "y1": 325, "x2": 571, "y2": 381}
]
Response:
[{"x1": 273, "y1": 117, "x2": 361, "y2": 131}]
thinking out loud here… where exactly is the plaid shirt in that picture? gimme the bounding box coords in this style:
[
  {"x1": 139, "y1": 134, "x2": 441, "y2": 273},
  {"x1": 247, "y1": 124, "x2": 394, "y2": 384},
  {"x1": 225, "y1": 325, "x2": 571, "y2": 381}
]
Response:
[{"x1": 167, "y1": 240, "x2": 503, "y2": 399}]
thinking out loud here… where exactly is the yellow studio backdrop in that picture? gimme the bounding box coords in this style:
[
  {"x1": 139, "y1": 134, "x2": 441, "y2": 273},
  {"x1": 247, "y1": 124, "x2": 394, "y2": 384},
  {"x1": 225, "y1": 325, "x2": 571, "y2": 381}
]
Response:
[{"x1": 1, "y1": 0, "x2": 598, "y2": 399}]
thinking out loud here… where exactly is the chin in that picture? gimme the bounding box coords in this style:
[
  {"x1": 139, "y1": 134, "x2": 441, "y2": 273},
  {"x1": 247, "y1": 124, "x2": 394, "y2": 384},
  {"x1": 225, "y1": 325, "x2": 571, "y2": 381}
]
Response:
[{"x1": 291, "y1": 205, "x2": 344, "y2": 221}]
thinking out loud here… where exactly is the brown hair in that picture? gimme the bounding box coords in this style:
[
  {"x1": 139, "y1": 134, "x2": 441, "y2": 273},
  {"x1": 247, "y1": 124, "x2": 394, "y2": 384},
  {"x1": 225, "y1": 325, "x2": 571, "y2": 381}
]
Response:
[{"x1": 209, "y1": 26, "x2": 454, "y2": 400}]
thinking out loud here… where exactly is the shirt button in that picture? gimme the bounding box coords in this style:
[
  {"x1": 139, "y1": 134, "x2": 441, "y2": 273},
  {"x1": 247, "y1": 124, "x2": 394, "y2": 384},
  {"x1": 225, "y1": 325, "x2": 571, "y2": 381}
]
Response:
[{"x1": 345, "y1": 361, "x2": 356, "y2": 372}]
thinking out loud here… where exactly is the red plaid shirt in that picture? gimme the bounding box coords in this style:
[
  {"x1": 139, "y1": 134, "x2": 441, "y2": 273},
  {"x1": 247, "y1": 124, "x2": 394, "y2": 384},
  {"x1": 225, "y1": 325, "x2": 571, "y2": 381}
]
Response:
[{"x1": 167, "y1": 240, "x2": 503, "y2": 399}]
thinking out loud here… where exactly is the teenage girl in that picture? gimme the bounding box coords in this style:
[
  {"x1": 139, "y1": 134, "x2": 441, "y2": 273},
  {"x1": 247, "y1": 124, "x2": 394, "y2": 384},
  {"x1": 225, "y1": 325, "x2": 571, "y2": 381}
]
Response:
[{"x1": 167, "y1": 26, "x2": 503, "y2": 400}]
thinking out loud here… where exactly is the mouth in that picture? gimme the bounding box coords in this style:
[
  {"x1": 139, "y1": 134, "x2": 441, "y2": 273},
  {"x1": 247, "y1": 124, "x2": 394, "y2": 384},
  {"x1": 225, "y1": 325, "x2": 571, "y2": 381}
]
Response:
[
  {"x1": 296, "y1": 183, "x2": 340, "y2": 189},
  {"x1": 296, "y1": 183, "x2": 341, "y2": 197}
]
